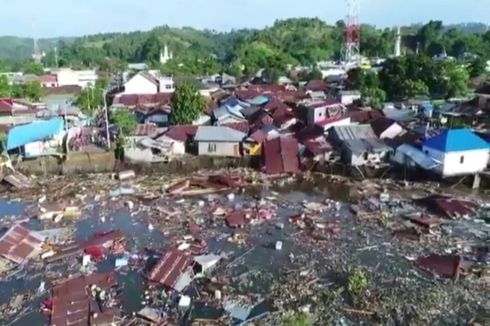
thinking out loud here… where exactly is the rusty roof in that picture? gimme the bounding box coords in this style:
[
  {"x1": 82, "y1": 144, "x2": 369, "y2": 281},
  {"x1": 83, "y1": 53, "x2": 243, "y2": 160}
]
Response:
[
  {"x1": 163, "y1": 125, "x2": 198, "y2": 142},
  {"x1": 263, "y1": 137, "x2": 299, "y2": 175},
  {"x1": 0, "y1": 224, "x2": 44, "y2": 264},
  {"x1": 114, "y1": 93, "x2": 173, "y2": 107},
  {"x1": 226, "y1": 211, "x2": 247, "y2": 228},
  {"x1": 148, "y1": 250, "x2": 193, "y2": 290},
  {"x1": 306, "y1": 80, "x2": 328, "y2": 92},
  {"x1": 50, "y1": 272, "x2": 118, "y2": 326},
  {"x1": 134, "y1": 124, "x2": 158, "y2": 136}
]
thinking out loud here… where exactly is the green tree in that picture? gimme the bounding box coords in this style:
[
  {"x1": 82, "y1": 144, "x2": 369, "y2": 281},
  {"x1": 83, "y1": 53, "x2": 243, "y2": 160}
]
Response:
[
  {"x1": 75, "y1": 86, "x2": 104, "y2": 115},
  {"x1": 348, "y1": 68, "x2": 386, "y2": 108},
  {"x1": 468, "y1": 57, "x2": 488, "y2": 78},
  {"x1": 305, "y1": 68, "x2": 323, "y2": 81},
  {"x1": 140, "y1": 34, "x2": 162, "y2": 64},
  {"x1": 170, "y1": 81, "x2": 206, "y2": 125},
  {"x1": 23, "y1": 81, "x2": 43, "y2": 101},
  {"x1": 0, "y1": 132, "x2": 7, "y2": 152},
  {"x1": 0, "y1": 75, "x2": 11, "y2": 97},
  {"x1": 111, "y1": 110, "x2": 137, "y2": 136},
  {"x1": 23, "y1": 61, "x2": 44, "y2": 75}
]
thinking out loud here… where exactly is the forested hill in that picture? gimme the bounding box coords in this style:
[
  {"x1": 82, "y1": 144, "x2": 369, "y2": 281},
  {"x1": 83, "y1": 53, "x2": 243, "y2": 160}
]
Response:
[{"x1": 0, "y1": 19, "x2": 488, "y2": 75}]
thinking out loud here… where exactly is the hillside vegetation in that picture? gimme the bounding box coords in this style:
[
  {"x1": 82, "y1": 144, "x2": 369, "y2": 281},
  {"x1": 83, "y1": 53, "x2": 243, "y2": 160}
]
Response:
[{"x1": 0, "y1": 19, "x2": 487, "y2": 78}]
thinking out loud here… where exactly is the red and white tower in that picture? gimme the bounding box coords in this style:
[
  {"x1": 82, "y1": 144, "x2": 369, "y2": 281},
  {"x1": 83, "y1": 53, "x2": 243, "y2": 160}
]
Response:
[{"x1": 344, "y1": 0, "x2": 361, "y2": 64}]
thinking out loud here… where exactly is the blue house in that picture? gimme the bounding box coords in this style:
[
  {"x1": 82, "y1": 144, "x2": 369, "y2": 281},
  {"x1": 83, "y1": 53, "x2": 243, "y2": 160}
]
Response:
[
  {"x1": 7, "y1": 118, "x2": 65, "y2": 157},
  {"x1": 422, "y1": 129, "x2": 489, "y2": 177}
]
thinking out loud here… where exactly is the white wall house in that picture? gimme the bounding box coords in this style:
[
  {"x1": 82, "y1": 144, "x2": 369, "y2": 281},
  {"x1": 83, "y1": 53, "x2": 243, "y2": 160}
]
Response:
[
  {"x1": 54, "y1": 69, "x2": 98, "y2": 88},
  {"x1": 422, "y1": 129, "x2": 489, "y2": 177},
  {"x1": 124, "y1": 73, "x2": 159, "y2": 95},
  {"x1": 123, "y1": 71, "x2": 174, "y2": 95},
  {"x1": 338, "y1": 90, "x2": 361, "y2": 106}
]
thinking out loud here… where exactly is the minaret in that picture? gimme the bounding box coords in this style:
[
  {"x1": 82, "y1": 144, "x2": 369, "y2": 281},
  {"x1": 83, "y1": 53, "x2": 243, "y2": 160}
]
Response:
[
  {"x1": 160, "y1": 44, "x2": 171, "y2": 64},
  {"x1": 394, "y1": 27, "x2": 402, "y2": 57}
]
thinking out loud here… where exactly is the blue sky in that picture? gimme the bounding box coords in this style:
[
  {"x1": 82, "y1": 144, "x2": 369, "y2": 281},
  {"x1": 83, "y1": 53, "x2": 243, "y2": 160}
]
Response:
[{"x1": 1, "y1": 0, "x2": 488, "y2": 38}]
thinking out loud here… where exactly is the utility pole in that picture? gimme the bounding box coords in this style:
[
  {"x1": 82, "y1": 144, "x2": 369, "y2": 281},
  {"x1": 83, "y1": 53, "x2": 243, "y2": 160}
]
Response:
[{"x1": 104, "y1": 90, "x2": 111, "y2": 150}]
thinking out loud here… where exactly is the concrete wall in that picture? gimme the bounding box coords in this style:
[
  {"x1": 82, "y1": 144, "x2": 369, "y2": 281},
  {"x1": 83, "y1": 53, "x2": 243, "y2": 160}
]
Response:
[
  {"x1": 423, "y1": 146, "x2": 489, "y2": 177},
  {"x1": 17, "y1": 151, "x2": 115, "y2": 175},
  {"x1": 442, "y1": 150, "x2": 488, "y2": 176},
  {"x1": 124, "y1": 74, "x2": 158, "y2": 95},
  {"x1": 198, "y1": 141, "x2": 241, "y2": 157}
]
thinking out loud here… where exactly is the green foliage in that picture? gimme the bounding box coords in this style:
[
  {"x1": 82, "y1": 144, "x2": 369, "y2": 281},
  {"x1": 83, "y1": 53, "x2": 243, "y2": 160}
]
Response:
[
  {"x1": 348, "y1": 68, "x2": 386, "y2": 108},
  {"x1": 111, "y1": 110, "x2": 137, "y2": 136},
  {"x1": 12, "y1": 81, "x2": 43, "y2": 101},
  {"x1": 379, "y1": 55, "x2": 469, "y2": 100},
  {"x1": 0, "y1": 132, "x2": 6, "y2": 152},
  {"x1": 347, "y1": 268, "x2": 368, "y2": 297},
  {"x1": 75, "y1": 86, "x2": 104, "y2": 115},
  {"x1": 283, "y1": 313, "x2": 313, "y2": 326},
  {"x1": 161, "y1": 55, "x2": 220, "y2": 76},
  {"x1": 140, "y1": 33, "x2": 162, "y2": 65},
  {"x1": 0, "y1": 75, "x2": 11, "y2": 97},
  {"x1": 170, "y1": 82, "x2": 206, "y2": 125},
  {"x1": 468, "y1": 57, "x2": 488, "y2": 78},
  {"x1": 22, "y1": 61, "x2": 44, "y2": 75},
  {"x1": 305, "y1": 68, "x2": 323, "y2": 81}
]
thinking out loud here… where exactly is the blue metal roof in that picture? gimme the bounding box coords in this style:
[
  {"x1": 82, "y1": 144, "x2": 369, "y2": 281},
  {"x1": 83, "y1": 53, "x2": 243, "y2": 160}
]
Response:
[
  {"x1": 247, "y1": 96, "x2": 270, "y2": 106},
  {"x1": 423, "y1": 129, "x2": 489, "y2": 152},
  {"x1": 7, "y1": 118, "x2": 64, "y2": 150}
]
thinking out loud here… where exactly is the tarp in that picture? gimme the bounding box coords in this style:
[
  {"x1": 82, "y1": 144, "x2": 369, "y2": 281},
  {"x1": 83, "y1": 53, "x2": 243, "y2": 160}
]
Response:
[
  {"x1": 6, "y1": 118, "x2": 64, "y2": 150},
  {"x1": 392, "y1": 144, "x2": 440, "y2": 170}
]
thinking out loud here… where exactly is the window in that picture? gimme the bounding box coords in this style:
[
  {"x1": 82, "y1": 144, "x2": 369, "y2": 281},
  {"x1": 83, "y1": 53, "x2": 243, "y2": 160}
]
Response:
[
  {"x1": 165, "y1": 84, "x2": 173, "y2": 90},
  {"x1": 208, "y1": 143, "x2": 217, "y2": 153},
  {"x1": 460, "y1": 155, "x2": 465, "y2": 164}
]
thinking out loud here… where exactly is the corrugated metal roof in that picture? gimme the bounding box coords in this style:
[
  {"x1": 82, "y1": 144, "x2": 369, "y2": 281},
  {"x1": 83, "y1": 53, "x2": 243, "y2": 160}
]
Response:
[
  {"x1": 195, "y1": 126, "x2": 247, "y2": 142},
  {"x1": 263, "y1": 137, "x2": 299, "y2": 174},
  {"x1": 0, "y1": 224, "x2": 44, "y2": 264},
  {"x1": 393, "y1": 144, "x2": 440, "y2": 170},
  {"x1": 50, "y1": 272, "x2": 118, "y2": 326},
  {"x1": 423, "y1": 129, "x2": 489, "y2": 152},
  {"x1": 344, "y1": 138, "x2": 391, "y2": 155},
  {"x1": 331, "y1": 124, "x2": 377, "y2": 141},
  {"x1": 6, "y1": 118, "x2": 64, "y2": 150},
  {"x1": 148, "y1": 250, "x2": 193, "y2": 291}
]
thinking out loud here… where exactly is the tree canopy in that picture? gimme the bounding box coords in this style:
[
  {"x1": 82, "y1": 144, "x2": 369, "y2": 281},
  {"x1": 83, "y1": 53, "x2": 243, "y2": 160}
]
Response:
[
  {"x1": 170, "y1": 81, "x2": 206, "y2": 125},
  {"x1": 111, "y1": 110, "x2": 137, "y2": 136},
  {"x1": 75, "y1": 85, "x2": 104, "y2": 115},
  {"x1": 378, "y1": 55, "x2": 469, "y2": 100}
]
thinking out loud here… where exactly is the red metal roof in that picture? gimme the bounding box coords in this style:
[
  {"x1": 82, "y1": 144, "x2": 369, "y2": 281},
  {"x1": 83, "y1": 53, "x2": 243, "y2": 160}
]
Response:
[
  {"x1": 134, "y1": 124, "x2": 158, "y2": 136},
  {"x1": 40, "y1": 74, "x2": 58, "y2": 83},
  {"x1": 148, "y1": 250, "x2": 193, "y2": 290},
  {"x1": 50, "y1": 272, "x2": 118, "y2": 326},
  {"x1": 163, "y1": 125, "x2": 198, "y2": 142},
  {"x1": 226, "y1": 211, "x2": 247, "y2": 228},
  {"x1": 222, "y1": 121, "x2": 250, "y2": 134},
  {"x1": 0, "y1": 224, "x2": 44, "y2": 264},
  {"x1": 263, "y1": 137, "x2": 299, "y2": 175},
  {"x1": 44, "y1": 85, "x2": 82, "y2": 95},
  {"x1": 114, "y1": 93, "x2": 173, "y2": 107},
  {"x1": 306, "y1": 80, "x2": 328, "y2": 92}
]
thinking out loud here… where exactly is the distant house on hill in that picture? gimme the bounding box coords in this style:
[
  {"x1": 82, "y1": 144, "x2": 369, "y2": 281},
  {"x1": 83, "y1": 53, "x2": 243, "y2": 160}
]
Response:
[{"x1": 123, "y1": 71, "x2": 174, "y2": 95}]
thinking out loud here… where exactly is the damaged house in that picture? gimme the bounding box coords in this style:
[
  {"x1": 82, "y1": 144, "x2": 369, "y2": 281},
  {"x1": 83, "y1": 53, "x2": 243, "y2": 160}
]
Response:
[
  {"x1": 194, "y1": 126, "x2": 246, "y2": 157},
  {"x1": 329, "y1": 125, "x2": 392, "y2": 167},
  {"x1": 422, "y1": 129, "x2": 489, "y2": 177}
]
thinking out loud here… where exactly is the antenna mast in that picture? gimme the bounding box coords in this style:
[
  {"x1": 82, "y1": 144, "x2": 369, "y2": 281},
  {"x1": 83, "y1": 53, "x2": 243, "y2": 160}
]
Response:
[{"x1": 344, "y1": 0, "x2": 361, "y2": 65}]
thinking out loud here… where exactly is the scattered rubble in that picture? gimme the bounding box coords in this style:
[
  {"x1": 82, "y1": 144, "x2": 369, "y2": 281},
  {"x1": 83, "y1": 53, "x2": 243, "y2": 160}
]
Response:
[{"x1": 0, "y1": 169, "x2": 487, "y2": 325}]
